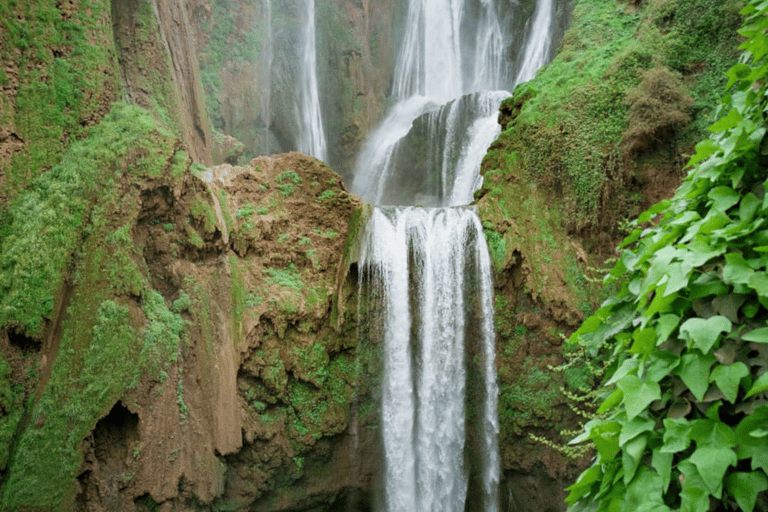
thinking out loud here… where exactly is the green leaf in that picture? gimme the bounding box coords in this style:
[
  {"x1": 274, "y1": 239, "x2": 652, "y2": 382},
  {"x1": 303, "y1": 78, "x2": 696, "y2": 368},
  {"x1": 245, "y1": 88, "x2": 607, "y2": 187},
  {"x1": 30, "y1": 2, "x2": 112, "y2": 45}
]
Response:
[
  {"x1": 646, "y1": 351, "x2": 680, "y2": 382},
  {"x1": 690, "y1": 419, "x2": 736, "y2": 448},
  {"x1": 662, "y1": 262, "x2": 693, "y2": 297},
  {"x1": 566, "y1": 465, "x2": 602, "y2": 504},
  {"x1": 591, "y1": 421, "x2": 622, "y2": 462},
  {"x1": 685, "y1": 239, "x2": 725, "y2": 266},
  {"x1": 726, "y1": 63, "x2": 753, "y2": 90},
  {"x1": 743, "y1": 327, "x2": 768, "y2": 343},
  {"x1": 727, "y1": 471, "x2": 768, "y2": 512},
  {"x1": 676, "y1": 352, "x2": 716, "y2": 401},
  {"x1": 708, "y1": 185, "x2": 740, "y2": 212},
  {"x1": 710, "y1": 362, "x2": 749, "y2": 403},
  {"x1": 597, "y1": 387, "x2": 624, "y2": 414},
  {"x1": 679, "y1": 460, "x2": 712, "y2": 512},
  {"x1": 723, "y1": 252, "x2": 755, "y2": 285},
  {"x1": 745, "y1": 372, "x2": 768, "y2": 398},
  {"x1": 630, "y1": 328, "x2": 657, "y2": 356},
  {"x1": 622, "y1": 435, "x2": 647, "y2": 484},
  {"x1": 749, "y1": 273, "x2": 768, "y2": 299},
  {"x1": 655, "y1": 314, "x2": 681, "y2": 345},
  {"x1": 708, "y1": 108, "x2": 743, "y2": 132},
  {"x1": 652, "y1": 449, "x2": 674, "y2": 492},
  {"x1": 679, "y1": 316, "x2": 731, "y2": 353},
  {"x1": 690, "y1": 447, "x2": 737, "y2": 496},
  {"x1": 618, "y1": 375, "x2": 661, "y2": 420},
  {"x1": 620, "y1": 416, "x2": 655, "y2": 446},
  {"x1": 661, "y1": 418, "x2": 693, "y2": 453},
  {"x1": 740, "y1": 192, "x2": 761, "y2": 222}
]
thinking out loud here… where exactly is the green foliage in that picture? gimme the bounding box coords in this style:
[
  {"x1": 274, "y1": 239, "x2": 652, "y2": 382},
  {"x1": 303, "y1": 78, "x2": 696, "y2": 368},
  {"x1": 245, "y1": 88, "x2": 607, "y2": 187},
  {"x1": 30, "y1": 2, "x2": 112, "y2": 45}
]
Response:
[
  {"x1": 264, "y1": 264, "x2": 304, "y2": 291},
  {"x1": 275, "y1": 170, "x2": 302, "y2": 197},
  {"x1": 566, "y1": 3, "x2": 768, "y2": 510},
  {"x1": 483, "y1": 228, "x2": 507, "y2": 272},
  {"x1": 487, "y1": 0, "x2": 743, "y2": 233},
  {"x1": 0, "y1": 103, "x2": 174, "y2": 335},
  {"x1": 317, "y1": 189, "x2": 336, "y2": 203},
  {"x1": 313, "y1": 228, "x2": 338, "y2": 238},
  {"x1": 236, "y1": 202, "x2": 256, "y2": 219},
  {"x1": 2, "y1": 1, "x2": 119, "y2": 194}
]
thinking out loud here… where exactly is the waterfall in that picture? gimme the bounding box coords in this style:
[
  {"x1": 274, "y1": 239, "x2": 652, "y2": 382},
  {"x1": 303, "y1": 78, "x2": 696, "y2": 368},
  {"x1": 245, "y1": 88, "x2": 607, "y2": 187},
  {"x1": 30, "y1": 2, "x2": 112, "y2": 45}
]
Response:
[
  {"x1": 515, "y1": 0, "x2": 555, "y2": 84},
  {"x1": 295, "y1": 0, "x2": 327, "y2": 161},
  {"x1": 352, "y1": 1, "x2": 558, "y2": 510},
  {"x1": 359, "y1": 207, "x2": 498, "y2": 512}
]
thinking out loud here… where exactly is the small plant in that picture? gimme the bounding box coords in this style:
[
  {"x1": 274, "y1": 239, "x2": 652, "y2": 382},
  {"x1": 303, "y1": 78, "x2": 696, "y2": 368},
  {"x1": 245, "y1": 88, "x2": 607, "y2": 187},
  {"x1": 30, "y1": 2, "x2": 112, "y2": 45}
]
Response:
[
  {"x1": 236, "y1": 202, "x2": 256, "y2": 218},
  {"x1": 275, "y1": 170, "x2": 302, "y2": 197},
  {"x1": 313, "y1": 228, "x2": 338, "y2": 238},
  {"x1": 317, "y1": 189, "x2": 335, "y2": 203}
]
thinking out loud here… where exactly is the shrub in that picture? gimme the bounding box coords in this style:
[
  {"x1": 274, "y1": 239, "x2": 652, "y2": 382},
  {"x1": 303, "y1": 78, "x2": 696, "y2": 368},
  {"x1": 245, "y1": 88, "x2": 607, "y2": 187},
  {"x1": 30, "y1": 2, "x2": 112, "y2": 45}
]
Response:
[{"x1": 621, "y1": 67, "x2": 694, "y2": 156}]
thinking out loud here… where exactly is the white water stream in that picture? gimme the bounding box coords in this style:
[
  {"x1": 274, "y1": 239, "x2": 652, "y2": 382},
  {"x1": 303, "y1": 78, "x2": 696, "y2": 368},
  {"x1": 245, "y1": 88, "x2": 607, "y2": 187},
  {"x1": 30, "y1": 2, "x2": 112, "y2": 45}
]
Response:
[
  {"x1": 359, "y1": 208, "x2": 499, "y2": 512},
  {"x1": 296, "y1": 0, "x2": 327, "y2": 161}
]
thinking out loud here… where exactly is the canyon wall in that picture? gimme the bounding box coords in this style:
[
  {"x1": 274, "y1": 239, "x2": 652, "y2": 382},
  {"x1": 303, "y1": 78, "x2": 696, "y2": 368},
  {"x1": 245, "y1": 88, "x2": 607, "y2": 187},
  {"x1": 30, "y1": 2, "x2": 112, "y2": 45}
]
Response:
[{"x1": 0, "y1": 0, "x2": 745, "y2": 511}]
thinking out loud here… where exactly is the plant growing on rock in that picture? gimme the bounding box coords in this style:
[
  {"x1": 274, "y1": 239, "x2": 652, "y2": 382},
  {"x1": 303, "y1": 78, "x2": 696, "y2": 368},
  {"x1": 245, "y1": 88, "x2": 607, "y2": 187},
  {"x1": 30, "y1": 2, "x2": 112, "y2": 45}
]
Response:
[{"x1": 567, "y1": 2, "x2": 768, "y2": 510}]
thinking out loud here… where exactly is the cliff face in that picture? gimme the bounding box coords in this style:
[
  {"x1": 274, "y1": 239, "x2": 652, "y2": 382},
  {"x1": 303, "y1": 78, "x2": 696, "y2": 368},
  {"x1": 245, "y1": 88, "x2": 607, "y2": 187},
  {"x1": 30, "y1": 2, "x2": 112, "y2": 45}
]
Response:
[
  {"x1": 188, "y1": 0, "x2": 403, "y2": 180},
  {"x1": 0, "y1": 0, "x2": 746, "y2": 511}
]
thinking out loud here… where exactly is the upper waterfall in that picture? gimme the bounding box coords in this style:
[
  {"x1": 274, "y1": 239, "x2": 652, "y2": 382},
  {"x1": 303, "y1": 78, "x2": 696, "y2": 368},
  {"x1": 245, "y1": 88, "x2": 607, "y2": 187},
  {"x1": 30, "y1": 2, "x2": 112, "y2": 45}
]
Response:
[
  {"x1": 296, "y1": 0, "x2": 327, "y2": 161},
  {"x1": 351, "y1": 0, "x2": 556, "y2": 207}
]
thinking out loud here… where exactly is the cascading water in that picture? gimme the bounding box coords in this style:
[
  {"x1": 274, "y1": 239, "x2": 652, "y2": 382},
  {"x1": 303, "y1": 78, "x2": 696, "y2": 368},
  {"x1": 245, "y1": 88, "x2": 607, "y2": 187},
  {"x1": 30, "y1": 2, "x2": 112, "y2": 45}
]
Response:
[
  {"x1": 358, "y1": 208, "x2": 499, "y2": 512},
  {"x1": 295, "y1": 0, "x2": 327, "y2": 161},
  {"x1": 353, "y1": 1, "x2": 557, "y2": 511}
]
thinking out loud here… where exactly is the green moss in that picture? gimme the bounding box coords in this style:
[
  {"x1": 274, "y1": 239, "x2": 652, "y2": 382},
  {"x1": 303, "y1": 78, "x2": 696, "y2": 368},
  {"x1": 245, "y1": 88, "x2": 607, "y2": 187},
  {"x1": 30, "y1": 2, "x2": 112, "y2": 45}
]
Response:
[
  {"x1": 487, "y1": 0, "x2": 742, "y2": 232},
  {"x1": 0, "y1": 103, "x2": 175, "y2": 335},
  {"x1": 263, "y1": 264, "x2": 304, "y2": 291},
  {"x1": 2, "y1": 0, "x2": 120, "y2": 196}
]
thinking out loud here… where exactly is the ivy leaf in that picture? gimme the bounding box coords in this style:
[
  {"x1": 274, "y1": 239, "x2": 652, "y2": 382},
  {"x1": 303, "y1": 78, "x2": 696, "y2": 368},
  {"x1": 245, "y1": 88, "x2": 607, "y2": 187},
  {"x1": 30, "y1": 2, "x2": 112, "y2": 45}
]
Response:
[
  {"x1": 723, "y1": 252, "x2": 756, "y2": 285},
  {"x1": 743, "y1": 327, "x2": 768, "y2": 343},
  {"x1": 689, "y1": 446, "x2": 737, "y2": 496},
  {"x1": 652, "y1": 449, "x2": 674, "y2": 492},
  {"x1": 677, "y1": 352, "x2": 716, "y2": 401},
  {"x1": 591, "y1": 421, "x2": 622, "y2": 461},
  {"x1": 708, "y1": 185, "x2": 741, "y2": 212},
  {"x1": 661, "y1": 418, "x2": 693, "y2": 453},
  {"x1": 727, "y1": 471, "x2": 768, "y2": 512},
  {"x1": 708, "y1": 108, "x2": 743, "y2": 132},
  {"x1": 680, "y1": 316, "x2": 731, "y2": 353},
  {"x1": 646, "y1": 351, "x2": 680, "y2": 382},
  {"x1": 690, "y1": 419, "x2": 736, "y2": 448},
  {"x1": 726, "y1": 63, "x2": 753, "y2": 90},
  {"x1": 679, "y1": 460, "x2": 713, "y2": 512},
  {"x1": 655, "y1": 314, "x2": 681, "y2": 345},
  {"x1": 565, "y1": 465, "x2": 601, "y2": 504},
  {"x1": 623, "y1": 435, "x2": 647, "y2": 484},
  {"x1": 748, "y1": 270, "x2": 768, "y2": 298},
  {"x1": 631, "y1": 327, "x2": 657, "y2": 356},
  {"x1": 710, "y1": 362, "x2": 750, "y2": 403},
  {"x1": 620, "y1": 416, "x2": 655, "y2": 446},
  {"x1": 618, "y1": 375, "x2": 661, "y2": 420},
  {"x1": 597, "y1": 387, "x2": 624, "y2": 414},
  {"x1": 745, "y1": 372, "x2": 768, "y2": 398}
]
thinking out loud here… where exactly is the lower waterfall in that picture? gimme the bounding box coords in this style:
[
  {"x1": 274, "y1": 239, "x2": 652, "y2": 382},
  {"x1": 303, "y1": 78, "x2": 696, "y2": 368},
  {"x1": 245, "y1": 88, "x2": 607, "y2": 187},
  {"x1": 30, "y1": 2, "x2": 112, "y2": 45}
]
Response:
[{"x1": 358, "y1": 207, "x2": 499, "y2": 512}]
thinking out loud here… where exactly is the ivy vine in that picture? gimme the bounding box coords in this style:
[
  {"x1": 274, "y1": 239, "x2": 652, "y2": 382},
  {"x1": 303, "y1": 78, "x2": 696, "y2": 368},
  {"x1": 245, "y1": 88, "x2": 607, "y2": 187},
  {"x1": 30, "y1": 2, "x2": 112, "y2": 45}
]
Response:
[{"x1": 566, "y1": 1, "x2": 768, "y2": 511}]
